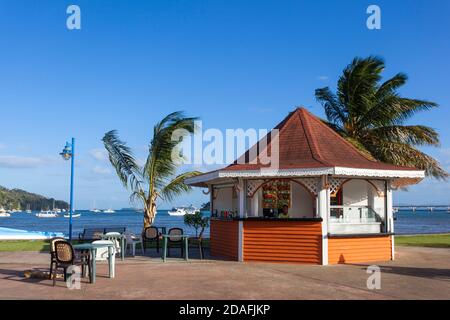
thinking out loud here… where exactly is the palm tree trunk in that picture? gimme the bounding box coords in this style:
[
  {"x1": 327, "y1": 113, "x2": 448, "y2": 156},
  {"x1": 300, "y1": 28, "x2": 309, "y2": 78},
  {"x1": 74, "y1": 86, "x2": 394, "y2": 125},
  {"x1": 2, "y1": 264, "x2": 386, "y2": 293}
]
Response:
[{"x1": 143, "y1": 194, "x2": 157, "y2": 229}]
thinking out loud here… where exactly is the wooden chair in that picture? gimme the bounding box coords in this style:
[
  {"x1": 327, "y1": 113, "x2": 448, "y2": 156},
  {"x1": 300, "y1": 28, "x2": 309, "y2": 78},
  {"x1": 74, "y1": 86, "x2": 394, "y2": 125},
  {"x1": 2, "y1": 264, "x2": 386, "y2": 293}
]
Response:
[
  {"x1": 167, "y1": 228, "x2": 184, "y2": 257},
  {"x1": 52, "y1": 240, "x2": 91, "y2": 286},
  {"x1": 142, "y1": 226, "x2": 160, "y2": 253}
]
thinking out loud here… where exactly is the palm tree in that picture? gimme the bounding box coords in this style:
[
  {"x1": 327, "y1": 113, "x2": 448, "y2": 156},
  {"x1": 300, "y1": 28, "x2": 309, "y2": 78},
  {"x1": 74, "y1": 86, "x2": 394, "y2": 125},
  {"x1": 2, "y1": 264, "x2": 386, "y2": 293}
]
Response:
[
  {"x1": 315, "y1": 56, "x2": 448, "y2": 179},
  {"x1": 102, "y1": 111, "x2": 201, "y2": 228}
]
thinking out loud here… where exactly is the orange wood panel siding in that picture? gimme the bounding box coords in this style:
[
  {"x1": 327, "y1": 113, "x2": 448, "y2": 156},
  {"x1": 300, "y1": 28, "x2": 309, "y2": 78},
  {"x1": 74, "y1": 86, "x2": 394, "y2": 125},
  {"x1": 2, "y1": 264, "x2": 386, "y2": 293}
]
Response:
[
  {"x1": 210, "y1": 220, "x2": 239, "y2": 260},
  {"x1": 243, "y1": 221, "x2": 322, "y2": 264},
  {"x1": 328, "y1": 236, "x2": 392, "y2": 264}
]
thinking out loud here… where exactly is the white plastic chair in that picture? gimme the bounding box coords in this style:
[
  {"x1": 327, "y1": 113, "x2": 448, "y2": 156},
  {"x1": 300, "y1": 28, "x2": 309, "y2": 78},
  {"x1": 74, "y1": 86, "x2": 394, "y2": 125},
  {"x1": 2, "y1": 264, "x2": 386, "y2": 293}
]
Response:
[
  {"x1": 124, "y1": 231, "x2": 144, "y2": 256},
  {"x1": 103, "y1": 232, "x2": 122, "y2": 256}
]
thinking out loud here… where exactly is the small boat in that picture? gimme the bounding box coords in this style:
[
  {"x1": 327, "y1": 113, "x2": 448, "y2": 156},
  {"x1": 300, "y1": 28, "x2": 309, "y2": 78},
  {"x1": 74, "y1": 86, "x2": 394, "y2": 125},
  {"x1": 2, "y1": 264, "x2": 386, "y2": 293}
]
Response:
[
  {"x1": 64, "y1": 213, "x2": 81, "y2": 218},
  {"x1": 168, "y1": 205, "x2": 199, "y2": 216},
  {"x1": 26, "y1": 204, "x2": 32, "y2": 214},
  {"x1": 0, "y1": 208, "x2": 11, "y2": 217},
  {"x1": 35, "y1": 211, "x2": 58, "y2": 218},
  {"x1": 103, "y1": 208, "x2": 115, "y2": 213},
  {"x1": 91, "y1": 209, "x2": 102, "y2": 213}
]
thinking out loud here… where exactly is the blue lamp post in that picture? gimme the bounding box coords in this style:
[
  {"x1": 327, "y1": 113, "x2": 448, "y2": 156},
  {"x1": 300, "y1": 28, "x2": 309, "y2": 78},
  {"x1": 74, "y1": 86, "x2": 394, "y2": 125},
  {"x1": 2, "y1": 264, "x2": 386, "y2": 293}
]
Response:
[{"x1": 60, "y1": 138, "x2": 75, "y2": 241}]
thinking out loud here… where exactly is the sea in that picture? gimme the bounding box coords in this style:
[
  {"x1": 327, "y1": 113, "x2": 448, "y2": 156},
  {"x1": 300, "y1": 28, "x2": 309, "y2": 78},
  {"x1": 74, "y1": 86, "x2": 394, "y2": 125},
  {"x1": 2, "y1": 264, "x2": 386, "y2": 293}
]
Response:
[{"x1": 0, "y1": 209, "x2": 449, "y2": 237}]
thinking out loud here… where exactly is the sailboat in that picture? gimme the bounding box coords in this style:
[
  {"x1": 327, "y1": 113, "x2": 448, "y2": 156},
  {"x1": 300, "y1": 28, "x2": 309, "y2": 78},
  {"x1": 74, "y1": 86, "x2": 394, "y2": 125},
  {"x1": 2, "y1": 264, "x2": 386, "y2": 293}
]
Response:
[
  {"x1": 103, "y1": 208, "x2": 115, "y2": 213},
  {"x1": 25, "y1": 204, "x2": 32, "y2": 214},
  {"x1": 64, "y1": 212, "x2": 81, "y2": 218},
  {"x1": 90, "y1": 200, "x2": 102, "y2": 213}
]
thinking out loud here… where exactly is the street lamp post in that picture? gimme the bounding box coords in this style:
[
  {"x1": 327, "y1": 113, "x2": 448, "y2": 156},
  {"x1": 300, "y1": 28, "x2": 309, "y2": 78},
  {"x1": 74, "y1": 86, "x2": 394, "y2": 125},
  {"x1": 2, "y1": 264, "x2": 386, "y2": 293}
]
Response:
[{"x1": 60, "y1": 138, "x2": 75, "y2": 241}]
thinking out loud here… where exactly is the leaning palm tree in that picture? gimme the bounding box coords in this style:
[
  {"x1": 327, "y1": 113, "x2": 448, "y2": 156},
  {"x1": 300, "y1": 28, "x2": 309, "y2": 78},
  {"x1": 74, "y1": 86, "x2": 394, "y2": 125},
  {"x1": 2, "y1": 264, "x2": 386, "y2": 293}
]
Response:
[
  {"x1": 315, "y1": 56, "x2": 448, "y2": 179},
  {"x1": 102, "y1": 111, "x2": 201, "y2": 228}
]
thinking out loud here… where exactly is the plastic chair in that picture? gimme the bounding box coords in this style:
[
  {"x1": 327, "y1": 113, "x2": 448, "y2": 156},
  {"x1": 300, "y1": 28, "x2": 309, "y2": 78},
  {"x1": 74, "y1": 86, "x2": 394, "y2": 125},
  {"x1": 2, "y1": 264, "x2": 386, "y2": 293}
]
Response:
[
  {"x1": 102, "y1": 232, "x2": 122, "y2": 256},
  {"x1": 167, "y1": 228, "x2": 184, "y2": 257},
  {"x1": 142, "y1": 226, "x2": 160, "y2": 253},
  {"x1": 52, "y1": 240, "x2": 91, "y2": 286},
  {"x1": 124, "y1": 231, "x2": 144, "y2": 256}
]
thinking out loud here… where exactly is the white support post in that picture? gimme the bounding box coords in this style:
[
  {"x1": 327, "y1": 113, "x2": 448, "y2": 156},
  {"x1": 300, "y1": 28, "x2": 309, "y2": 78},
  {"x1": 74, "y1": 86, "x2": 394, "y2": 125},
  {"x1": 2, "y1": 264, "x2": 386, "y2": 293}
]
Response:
[
  {"x1": 209, "y1": 185, "x2": 213, "y2": 216},
  {"x1": 318, "y1": 176, "x2": 329, "y2": 265},
  {"x1": 237, "y1": 179, "x2": 245, "y2": 262},
  {"x1": 386, "y1": 181, "x2": 395, "y2": 260}
]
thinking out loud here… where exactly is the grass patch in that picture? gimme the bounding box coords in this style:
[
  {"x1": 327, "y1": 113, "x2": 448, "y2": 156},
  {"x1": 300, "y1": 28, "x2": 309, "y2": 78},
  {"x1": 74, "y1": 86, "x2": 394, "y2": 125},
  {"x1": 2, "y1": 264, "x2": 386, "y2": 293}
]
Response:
[
  {"x1": 395, "y1": 234, "x2": 450, "y2": 248},
  {"x1": 0, "y1": 240, "x2": 50, "y2": 252}
]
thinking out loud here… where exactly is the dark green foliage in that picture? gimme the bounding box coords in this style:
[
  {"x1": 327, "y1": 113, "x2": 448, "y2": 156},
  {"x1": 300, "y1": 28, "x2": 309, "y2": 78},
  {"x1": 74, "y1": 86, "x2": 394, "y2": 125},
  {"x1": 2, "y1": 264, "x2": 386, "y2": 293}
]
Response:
[
  {"x1": 0, "y1": 186, "x2": 68, "y2": 210},
  {"x1": 315, "y1": 56, "x2": 448, "y2": 179},
  {"x1": 184, "y1": 211, "x2": 210, "y2": 239}
]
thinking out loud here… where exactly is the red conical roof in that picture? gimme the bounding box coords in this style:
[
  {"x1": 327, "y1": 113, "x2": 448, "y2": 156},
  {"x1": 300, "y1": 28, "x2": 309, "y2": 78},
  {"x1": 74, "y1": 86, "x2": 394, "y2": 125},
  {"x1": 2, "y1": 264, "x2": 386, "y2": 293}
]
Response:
[{"x1": 224, "y1": 107, "x2": 417, "y2": 171}]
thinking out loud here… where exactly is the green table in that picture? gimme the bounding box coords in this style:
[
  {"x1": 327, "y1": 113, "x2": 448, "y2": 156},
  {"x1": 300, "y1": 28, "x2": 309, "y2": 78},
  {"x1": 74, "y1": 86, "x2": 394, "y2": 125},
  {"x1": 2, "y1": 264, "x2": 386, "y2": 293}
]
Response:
[
  {"x1": 161, "y1": 234, "x2": 189, "y2": 262},
  {"x1": 73, "y1": 242, "x2": 115, "y2": 283},
  {"x1": 101, "y1": 233, "x2": 125, "y2": 261}
]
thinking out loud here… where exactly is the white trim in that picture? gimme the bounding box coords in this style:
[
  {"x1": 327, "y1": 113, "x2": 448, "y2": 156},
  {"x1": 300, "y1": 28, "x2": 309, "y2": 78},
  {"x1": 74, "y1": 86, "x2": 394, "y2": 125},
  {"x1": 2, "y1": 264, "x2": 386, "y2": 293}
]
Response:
[
  {"x1": 238, "y1": 221, "x2": 243, "y2": 262},
  {"x1": 333, "y1": 167, "x2": 424, "y2": 179},
  {"x1": 185, "y1": 167, "x2": 425, "y2": 185},
  {"x1": 386, "y1": 186, "x2": 395, "y2": 261},
  {"x1": 318, "y1": 176, "x2": 329, "y2": 266},
  {"x1": 238, "y1": 179, "x2": 245, "y2": 262}
]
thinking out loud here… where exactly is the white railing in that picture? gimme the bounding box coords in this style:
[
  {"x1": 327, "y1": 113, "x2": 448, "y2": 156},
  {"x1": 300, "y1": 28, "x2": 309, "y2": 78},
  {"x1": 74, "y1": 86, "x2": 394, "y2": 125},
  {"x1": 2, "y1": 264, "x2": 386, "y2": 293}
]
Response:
[{"x1": 330, "y1": 205, "x2": 382, "y2": 224}]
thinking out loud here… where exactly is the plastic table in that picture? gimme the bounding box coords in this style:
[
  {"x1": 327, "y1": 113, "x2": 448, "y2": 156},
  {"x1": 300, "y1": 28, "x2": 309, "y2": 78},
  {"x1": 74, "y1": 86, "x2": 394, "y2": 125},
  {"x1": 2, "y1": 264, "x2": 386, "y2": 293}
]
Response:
[
  {"x1": 73, "y1": 242, "x2": 115, "y2": 283},
  {"x1": 161, "y1": 234, "x2": 189, "y2": 262},
  {"x1": 101, "y1": 232, "x2": 125, "y2": 260}
]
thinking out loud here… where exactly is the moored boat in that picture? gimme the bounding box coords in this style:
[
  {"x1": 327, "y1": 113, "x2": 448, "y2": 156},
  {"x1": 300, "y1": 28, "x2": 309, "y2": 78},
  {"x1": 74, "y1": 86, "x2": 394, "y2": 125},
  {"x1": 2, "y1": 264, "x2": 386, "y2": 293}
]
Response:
[
  {"x1": 64, "y1": 213, "x2": 81, "y2": 218},
  {"x1": 35, "y1": 210, "x2": 58, "y2": 218},
  {"x1": 0, "y1": 208, "x2": 11, "y2": 217},
  {"x1": 168, "y1": 205, "x2": 199, "y2": 216}
]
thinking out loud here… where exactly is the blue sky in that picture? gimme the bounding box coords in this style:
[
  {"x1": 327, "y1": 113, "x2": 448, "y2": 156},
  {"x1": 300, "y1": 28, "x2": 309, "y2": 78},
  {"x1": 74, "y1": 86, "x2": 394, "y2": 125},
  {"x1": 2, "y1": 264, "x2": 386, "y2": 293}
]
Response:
[{"x1": 0, "y1": 0, "x2": 449, "y2": 208}]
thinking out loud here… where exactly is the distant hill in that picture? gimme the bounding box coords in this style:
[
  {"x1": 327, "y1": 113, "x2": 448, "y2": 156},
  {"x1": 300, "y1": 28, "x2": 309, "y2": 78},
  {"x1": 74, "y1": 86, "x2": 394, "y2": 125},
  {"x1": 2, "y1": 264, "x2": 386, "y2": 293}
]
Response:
[{"x1": 0, "y1": 186, "x2": 69, "y2": 211}]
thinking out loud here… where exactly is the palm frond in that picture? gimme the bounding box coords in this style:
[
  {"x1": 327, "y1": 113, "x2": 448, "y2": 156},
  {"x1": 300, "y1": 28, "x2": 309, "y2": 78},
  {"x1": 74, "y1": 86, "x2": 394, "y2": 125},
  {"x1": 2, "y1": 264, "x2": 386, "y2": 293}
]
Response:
[
  {"x1": 367, "y1": 140, "x2": 448, "y2": 179},
  {"x1": 144, "y1": 112, "x2": 199, "y2": 191},
  {"x1": 160, "y1": 171, "x2": 202, "y2": 202},
  {"x1": 102, "y1": 130, "x2": 142, "y2": 190},
  {"x1": 368, "y1": 125, "x2": 439, "y2": 146},
  {"x1": 315, "y1": 88, "x2": 347, "y2": 125}
]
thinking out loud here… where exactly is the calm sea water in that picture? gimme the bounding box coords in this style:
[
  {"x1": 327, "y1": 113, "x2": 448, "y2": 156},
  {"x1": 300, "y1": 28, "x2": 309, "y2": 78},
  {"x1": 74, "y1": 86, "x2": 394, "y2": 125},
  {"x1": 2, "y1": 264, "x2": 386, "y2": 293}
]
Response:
[
  {"x1": 0, "y1": 210, "x2": 211, "y2": 238},
  {"x1": 0, "y1": 209, "x2": 449, "y2": 237}
]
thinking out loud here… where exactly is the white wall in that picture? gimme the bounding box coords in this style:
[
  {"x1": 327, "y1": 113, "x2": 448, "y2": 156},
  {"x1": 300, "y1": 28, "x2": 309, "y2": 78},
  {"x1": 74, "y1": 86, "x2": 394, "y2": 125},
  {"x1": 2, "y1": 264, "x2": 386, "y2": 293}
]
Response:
[
  {"x1": 213, "y1": 187, "x2": 237, "y2": 213},
  {"x1": 342, "y1": 180, "x2": 369, "y2": 206},
  {"x1": 290, "y1": 182, "x2": 314, "y2": 218}
]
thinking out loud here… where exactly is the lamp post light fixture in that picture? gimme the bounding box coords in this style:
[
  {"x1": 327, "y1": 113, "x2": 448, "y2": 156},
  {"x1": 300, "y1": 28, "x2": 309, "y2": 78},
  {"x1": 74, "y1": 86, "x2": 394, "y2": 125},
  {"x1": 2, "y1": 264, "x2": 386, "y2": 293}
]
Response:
[{"x1": 60, "y1": 138, "x2": 75, "y2": 241}]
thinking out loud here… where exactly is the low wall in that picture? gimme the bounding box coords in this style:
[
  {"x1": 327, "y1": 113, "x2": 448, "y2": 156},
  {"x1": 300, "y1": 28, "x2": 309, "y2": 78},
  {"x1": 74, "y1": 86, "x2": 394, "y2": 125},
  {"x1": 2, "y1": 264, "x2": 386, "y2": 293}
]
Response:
[
  {"x1": 243, "y1": 220, "x2": 322, "y2": 264},
  {"x1": 328, "y1": 235, "x2": 393, "y2": 264},
  {"x1": 210, "y1": 219, "x2": 239, "y2": 260}
]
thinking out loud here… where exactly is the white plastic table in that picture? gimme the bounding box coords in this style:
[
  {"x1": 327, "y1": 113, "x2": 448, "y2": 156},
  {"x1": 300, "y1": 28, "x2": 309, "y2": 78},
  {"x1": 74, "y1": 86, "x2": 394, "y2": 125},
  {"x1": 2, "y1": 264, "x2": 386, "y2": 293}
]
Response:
[{"x1": 73, "y1": 242, "x2": 115, "y2": 283}]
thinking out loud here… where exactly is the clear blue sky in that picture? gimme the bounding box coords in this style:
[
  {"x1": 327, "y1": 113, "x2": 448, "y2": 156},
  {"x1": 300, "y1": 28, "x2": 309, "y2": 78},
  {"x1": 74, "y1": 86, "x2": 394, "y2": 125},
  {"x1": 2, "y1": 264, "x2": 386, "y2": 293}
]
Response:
[{"x1": 0, "y1": 0, "x2": 449, "y2": 208}]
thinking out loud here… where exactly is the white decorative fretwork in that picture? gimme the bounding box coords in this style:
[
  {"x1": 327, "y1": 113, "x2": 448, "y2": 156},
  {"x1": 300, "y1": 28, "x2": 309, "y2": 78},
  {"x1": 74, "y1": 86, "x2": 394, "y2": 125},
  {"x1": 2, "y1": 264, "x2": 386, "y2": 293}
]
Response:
[
  {"x1": 247, "y1": 180, "x2": 265, "y2": 197},
  {"x1": 293, "y1": 178, "x2": 319, "y2": 196},
  {"x1": 328, "y1": 177, "x2": 346, "y2": 196}
]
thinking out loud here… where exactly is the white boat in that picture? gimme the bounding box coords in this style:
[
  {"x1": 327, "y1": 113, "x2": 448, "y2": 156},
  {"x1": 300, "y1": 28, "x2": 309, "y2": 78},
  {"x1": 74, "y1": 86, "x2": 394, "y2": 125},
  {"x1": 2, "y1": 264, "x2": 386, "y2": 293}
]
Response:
[
  {"x1": 25, "y1": 204, "x2": 32, "y2": 214},
  {"x1": 167, "y1": 205, "x2": 199, "y2": 216},
  {"x1": 64, "y1": 213, "x2": 81, "y2": 218},
  {"x1": 35, "y1": 211, "x2": 58, "y2": 218},
  {"x1": 90, "y1": 200, "x2": 102, "y2": 212},
  {"x1": 103, "y1": 208, "x2": 115, "y2": 213},
  {"x1": 25, "y1": 210, "x2": 32, "y2": 214},
  {"x1": 0, "y1": 208, "x2": 11, "y2": 217}
]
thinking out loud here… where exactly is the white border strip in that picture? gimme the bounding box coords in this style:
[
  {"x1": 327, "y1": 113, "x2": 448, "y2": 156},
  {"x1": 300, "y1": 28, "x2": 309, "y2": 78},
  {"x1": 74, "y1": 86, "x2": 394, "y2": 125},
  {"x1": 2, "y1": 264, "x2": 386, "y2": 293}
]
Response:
[{"x1": 185, "y1": 167, "x2": 425, "y2": 185}]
